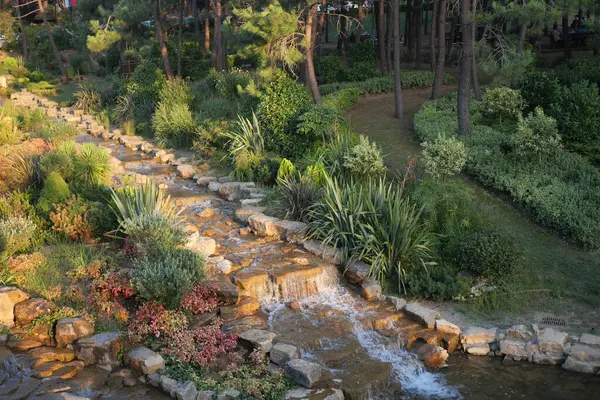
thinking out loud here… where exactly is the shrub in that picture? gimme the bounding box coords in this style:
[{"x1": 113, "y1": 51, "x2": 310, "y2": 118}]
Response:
[
  {"x1": 73, "y1": 84, "x2": 102, "y2": 114},
  {"x1": 295, "y1": 106, "x2": 345, "y2": 144},
  {"x1": 28, "y1": 70, "x2": 46, "y2": 83},
  {"x1": 49, "y1": 196, "x2": 94, "y2": 243},
  {"x1": 37, "y1": 172, "x2": 71, "y2": 215},
  {"x1": 481, "y1": 87, "x2": 524, "y2": 123},
  {"x1": 553, "y1": 56, "x2": 600, "y2": 86},
  {"x1": 257, "y1": 71, "x2": 312, "y2": 158},
  {"x1": 347, "y1": 40, "x2": 377, "y2": 65},
  {"x1": 195, "y1": 97, "x2": 236, "y2": 121},
  {"x1": 315, "y1": 55, "x2": 344, "y2": 82},
  {"x1": 127, "y1": 63, "x2": 167, "y2": 116},
  {"x1": 233, "y1": 153, "x2": 280, "y2": 185},
  {"x1": 405, "y1": 263, "x2": 461, "y2": 300},
  {"x1": 347, "y1": 61, "x2": 379, "y2": 82},
  {"x1": 0, "y1": 117, "x2": 19, "y2": 146},
  {"x1": 421, "y1": 135, "x2": 467, "y2": 178},
  {"x1": 152, "y1": 102, "x2": 198, "y2": 148},
  {"x1": 222, "y1": 112, "x2": 264, "y2": 159},
  {"x1": 276, "y1": 158, "x2": 297, "y2": 183},
  {"x1": 73, "y1": 144, "x2": 111, "y2": 185},
  {"x1": 180, "y1": 284, "x2": 220, "y2": 315},
  {"x1": 322, "y1": 88, "x2": 361, "y2": 110},
  {"x1": 87, "y1": 201, "x2": 118, "y2": 237},
  {"x1": 455, "y1": 229, "x2": 521, "y2": 284},
  {"x1": 161, "y1": 77, "x2": 194, "y2": 107},
  {"x1": 41, "y1": 123, "x2": 80, "y2": 145},
  {"x1": 343, "y1": 135, "x2": 386, "y2": 178},
  {"x1": 513, "y1": 107, "x2": 561, "y2": 158},
  {"x1": 0, "y1": 217, "x2": 36, "y2": 256},
  {"x1": 127, "y1": 302, "x2": 188, "y2": 345},
  {"x1": 277, "y1": 176, "x2": 322, "y2": 222},
  {"x1": 132, "y1": 249, "x2": 205, "y2": 309},
  {"x1": 17, "y1": 108, "x2": 47, "y2": 132},
  {"x1": 520, "y1": 71, "x2": 561, "y2": 113},
  {"x1": 39, "y1": 152, "x2": 74, "y2": 180}
]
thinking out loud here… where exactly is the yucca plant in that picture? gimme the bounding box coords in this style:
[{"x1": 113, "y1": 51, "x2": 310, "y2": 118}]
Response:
[
  {"x1": 4, "y1": 154, "x2": 36, "y2": 189},
  {"x1": 74, "y1": 84, "x2": 102, "y2": 114},
  {"x1": 73, "y1": 143, "x2": 111, "y2": 185},
  {"x1": 110, "y1": 179, "x2": 182, "y2": 223},
  {"x1": 221, "y1": 112, "x2": 264, "y2": 159}
]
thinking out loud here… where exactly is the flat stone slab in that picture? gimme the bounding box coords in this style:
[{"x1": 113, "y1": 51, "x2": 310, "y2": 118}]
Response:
[
  {"x1": 460, "y1": 327, "x2": 497, "y2": 345},
  {"x1": 404, "y1": 303, "x2": 440, "y2": 329},
  {"x1": 538, "y1": 328, "x2": 568, "y2": 354},
  {"x1": 435, "y1": 319, "x2": 461, "y2": 335},
  {"x1": 580, "y1": 333, "x2": 600, "y2": 348},
  {"x1": 125, "y1": 346, "x2": 165, "y2": 375},
  {"x1": 238, "y1": 329, "x2": 277, "y2": 353},
  {"x1": 499, "y1": 339, "x2": 528, "y2": 358},
  {"x1": 465, "y1": 344, "x2": 490, "y2": 355},
  {"x1": 285, "y1": 359, "x2": 322, "y2": 388},
  {"x1": 270, "y1": 343, "x2": 300, "y2": 366},
  {"x1": 344, "y1": 261, "x2": 371, "y2": 284}
]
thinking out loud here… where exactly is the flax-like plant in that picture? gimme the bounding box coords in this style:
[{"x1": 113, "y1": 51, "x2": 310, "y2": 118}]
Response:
[
  {"x1": 110, "y1": 179, "x2": 182, "y2": 224},
  {"x1": 222, "y1": 112, "x2": 264, "y2": 159},
  {"x1": 73, "y1": 84, "x2": 102, "y2": 114}
]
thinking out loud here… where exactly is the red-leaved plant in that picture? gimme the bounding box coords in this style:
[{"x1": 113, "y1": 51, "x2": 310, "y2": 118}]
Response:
[
  {"x1": 180, "y1": 284, "x2": 220, "y2": 315},
  {"x1": 127, "y1": 301, "x2": 188, "y2": 345}
]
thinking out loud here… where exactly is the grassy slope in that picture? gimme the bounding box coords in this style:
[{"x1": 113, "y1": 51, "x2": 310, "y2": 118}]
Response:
[{"x1": 347, "y1": 87, "x2": 600, "y2": 333}]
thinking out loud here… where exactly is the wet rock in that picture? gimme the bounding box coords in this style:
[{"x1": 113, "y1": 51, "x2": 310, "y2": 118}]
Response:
[
  {"x1": 0, "y1": 286, "x2": 30, "y2": 327},
  {"x1": 273, "y1": 220, "x2": 307, "y2": 242},
  {"x1": 532, "y1": 352, "x2": 566, "y2": 365},
  {"x1": 302, "y1": 240, "x2": 342, "y2": 265},
  {"x1": 6, "y1": 337, "x2": 43, "y2": 351},
  {"x1": 270, "y1": 343, "x2": 300, "y2": 366},
  {"x1": 37, "y1": 393, "x2": 91, "y2": 400},
  {"x1": 499, "y1": 339, "x2": 528, "y2": 359},
  {"x1": 29, "y1": 347, "x2": 76, "y2": 366},
  {"x1": 580, "y1": 333, "x2": 600, "y2": 347},
  {"x1": 405, "y1": 303, "x2": 440, "y2": 329},
  {"x1": 220, "y1": 297, "x2": 260, "y2": 321},
  {"x1": 416, "y1": 344, "x2": 449, "y2": 368},
  {"x1": 147, "y1": 373, "x2": 161, "y2": 387},
  {"x1": 231, "y1": 269, "x2": 269, "y2": 299},
  {"x1": 344, "y1": 261, "x2": 371, "y2": 284},
  {"x1": 286, "y1": 301, "x2": 301, "y2": 311},
  {"x1": 209, "y1": 278, "x2": 239, "y2": 305},
  {"x1": 360, "y1": 279, "x2": 382, "y2": 301},
  {"x1": 248, "y1": 213, "x2": 279, "y2": 236},
  {"x1": 55, "y1": 318, "x2": 94, "y2": 348},
  {"x1": 160, "y1": 153, "x2": 176, "y2": 163},
  {"x1": 538, "y1": 328, "x2": 568, "y2": 354},
  {"x1": 217, "y1": 389, "x2": 241, "y2": 400},
  {"x1": 208, "y1": 182, "x2": 222, "y2": 192},
  {"x1": 216, "y1": 259, "x2": 234, "y2": 275},
  {"x1": 285, "y1": 388, "x2": 344, "y2": 400},
  {"x1": 185, "y1": 233, "x2": 217, "y2": 257},
  {"x1": 386, "y1": 296, "x2": 407, "y2": 312},
  {"x1": 239, "y1": 329, "x2": 277, "y2": 353},
  {"x1": 34, "y1": 361, "x2": 84, "y2": 379},
  {"x1": 222, "y1": 315, "x2": 268, "y2": 334},
  {"x1": 285, "y1": 359, "x2": 322, "y2": 388},
  {"x1": 125, "y1": 346, "x2": 166, "y2": 375},
  {"x1": 460, "y1": 327, "x2": 497, "y2": 345},
  {"x1": 465, "y1": 344, "x2": 490, "y2": 355},
  {"x1": 197, "y1": 176, "x2": 218, "y2": 186},
  {"x1": 218, "y1": 182, "x2": 251, "y2": 201},
  {"x1": 199, "y1": 207, "x2": 215, "y2": 218},
  {"x1": 506, "y1": 324, "x2": 534, "y2": 341},
  {"x1": 435, "y1": 319, "x2": 461, "y2": 335},
  {"x1": 14, "y1": 298, "x2": 57, "y2": 326},
  {"x1": 292, "y1": 257, "x2": 310, "y2": 266},
  {"x1": 174, "y1": 380, "x2": 197, "y2": 400},
  {"x1": 197, "y1": 390, "x2": 216, "y2": 400},
  {"x1": 5, "y1": 376, "x2": 40, "y2": 399},
  {"x1": 234, "y1": 207, "x2": 266, "y2": 223},
  {"x1": 160, "y1": 375, "x2": 179, "y2": 395},
  {"x1": 562, "y1": 357, "x2": 600, "y2": 374},
  {"x1": 107, "y1": 368, "x2": 136, "y2": 389},
  {"x1": 241, "y1": 198, "x2": 261, "y2": 206},
  {"x1": 566, "y1": 343, "x2": 600, "y2": 362},
  {"x1": 75, "y1": 332, "x2": 123, "y2": 369}
]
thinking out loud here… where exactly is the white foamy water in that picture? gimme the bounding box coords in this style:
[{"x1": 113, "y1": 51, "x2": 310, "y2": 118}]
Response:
[{"x1": 268, "y1": 284, "x2": 462, "y2": 399}]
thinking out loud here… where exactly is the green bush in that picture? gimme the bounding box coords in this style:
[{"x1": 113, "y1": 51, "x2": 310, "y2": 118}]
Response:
[
  {"x1": 152, "y1": 101, "x2": 198, "y2": 148},
  {"x1": 257, "y1": 71, "x2": 312, "y2": 158},
  {"x1": 322, "y1": 88, "x2": 361, "y2": 110},
  {"x1": 17, "y1": 108, "x2": 47, "y2": 132},
  {"x1": 28, "y1": 70, "x2": 46, "y2": 83},
  {"x1": 553, "y1": 56, "x2": 600, "y2": 86},
  {"x1": 233, "y1": 153, "x2": 280, "y2": 185},
  {"x1": 216, "y1": 69, "x2": 253, "y2": 100},
  {"x1": 343, "y1": 135, "x2": 385, "y2": 178},
  {"x1": 276, "y1": 158, "x2": 297, "y2": 183},
  {"x1": 37, "y1": 172, "x2": 71, "y2": 215},
  {"x1": 74, "y1": 144, "x2": 111, "y2": 185},
  {"x1": 347, "y1": 61, "x2": 379, "y2": 82},
  {"x1": 315, "y1": 55, "x2": 345, "y2": 83},
  {"x1": 405, "y1": 263, "x2": 461, "y2": 300},
  {"x1": 41, "y1": 123, "x2": 80, "y2": 145},
  {"x1": 346, "y1": 40, "x2": 376, "y2": 65},
  {"x1": 295, "y1": 106, "x2": 345, "y2": 144},
  {"x1": 455, "y1": 229, "x2": 521, "y2": 283},
  {"x1": 481, "y1": 87, "x2": 524, "y2": 123},
  {"x1": 133, "y1": 248, "x2": 205, "y2": 309},
  {"x1": 513, "y1": 107, "x2": 561, "y2": 158},
  {"x1": 195, "y1": 97, "x2": 236, "y2": 121},
  {"x1": 520, "y1": 71, "x2": 561, "y2": 113},
  {"x1": 0, "y1": 217, "x2": 36, "y2": 256},
  {"x1": 120, "y1": 214, "x2": 186, "y2": 259},
  {"x1": 87, "y1": 201, "x2": 118, "y2": 238},
  {"x1": 127, "y1": 63, "x2": 167, "y2": 120},
  {"x1": 421, "y1": 135, "x2": 467, "y2": 178},
  {"x1": 40, "y1": 152, "x2": 74, "y2": 180}
]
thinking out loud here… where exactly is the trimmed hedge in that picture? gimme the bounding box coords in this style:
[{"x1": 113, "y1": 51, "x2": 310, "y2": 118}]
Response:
[
  {"x1": 414, "y1": 96, "x2": 600, "y2": 250},
  {"x1": 320, "y1": 71, "x2": 455, "y2": 96}
]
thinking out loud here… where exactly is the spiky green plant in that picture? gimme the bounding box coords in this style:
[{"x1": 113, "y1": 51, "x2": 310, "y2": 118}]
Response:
[
  {"x1": 41, "y1": 123, "x2": 80, "y2": 145},
  {"x1": 114, "y1": 94, "x2": 135, "y2": 123},
  {"x1": 222, "y1": 112, "x2": 264, "y2": 160},
  {"x1": 110, "y1": 179, "x2": 182, "y2": 223},
  {"x1": 277, "y1": 176, "x2": 322, "y2": 222},
  {"x1": 73, "y1": 143, "x2": 111, "y2": 185},
  {"x1": 74, "y1": 84, "x2": 102, "y2": 114},
  {"x1": 0, "y1": 216, "x2": 36, "y2": 256}
]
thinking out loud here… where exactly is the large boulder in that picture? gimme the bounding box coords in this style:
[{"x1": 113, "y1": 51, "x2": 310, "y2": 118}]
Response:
[
  {"x1": 238, "y1": 329, "x2": 277, "y2": 353},
  {"x1": 270, "y1": 343, "x2": 300, "y2": 366},
  {"x1": 344, "y1": 261, "x2": 371, "y2": 284},
  {"x1": 248, "y1": 213, "x2": 280, "y2": 237},
  {"x1": 75, "y1": 332, "x2": 123, "y2": 369},
  {"x1": 177, "y1": 164, "x2": 196, "y2": 179},
  {"x1": 219, "y1": 297, "x2": 260, "y2": 321},
  {"x1": 360, "y1": 279, "x2": 382, "y2": 301},
  {"x1": 125, "y1": 346, "x2": 165, "y2": 375},
  {"x1": 404, "y1": 303, "x2": 440, "y2": 329},
  {"x1": 29, "y1": 347, "x2": 76, "y2": 366},
  {"x1": 460, "y1": 327, "x2": 497, "y2": 345},
  {"x1": 14, "y1": 298, "x2": 57, "y2": 326},
  {"x1": 55, "y1": 318, "x2": 94, "y2": 348},
  {"x1": 506, "y1": 325, "x2": 534, "y2": 341},
  {"x1": 435, "y1": 319, "x2": 461, "y2": 336},
  {"x1": 272, "y1": 220, "x2": 307, "y2": 243},
  {"x1": 185, "y1": 232, "x2": 217, "y2": 257},
  {"x1": 0, "y1": 287, "x2": 30, "y2": 327},
  {"x1": 499, "y1": 339, "x2": 528, "y2": 359},
  {"x1": 580, "y1": 333, "x2": 600, "y2": 347},
  {"x1": 284, "y1": 359, "x2": 322, "y2": 388},
  {"x1": 416, "y1": 344, "x2": 449, "y2": 368},
  {"x1": 537, "y1": 328, "x2": 568, "y2": 354}
]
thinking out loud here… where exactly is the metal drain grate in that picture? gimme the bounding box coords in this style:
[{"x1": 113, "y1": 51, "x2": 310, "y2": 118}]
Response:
[{"x1": 540, "y1": 316, "x2": 567, "y2": 326}]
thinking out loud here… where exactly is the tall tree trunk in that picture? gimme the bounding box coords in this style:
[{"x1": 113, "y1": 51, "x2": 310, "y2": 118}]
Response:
[
  {"x1": 377, "y1": 0, "x2": 387, "y2": 72},
  {"x1": 36, "y1": 0, "x2": 68, "y2": 84},
  {"x1": 154, "y1": 0, "x2": 174, "y2": 80},
  {"x1": 213, "y1": 0, "x2": 223, "y2": 71},
  {"x1": 430, "y1": 0, "x2": 438, "y2": 71},
  {"x1": 471, "y1": 0, "x2": 481, "y2": 100},
  {"x1": 337, "y1": 6, "x2": 347, "y2": 55},
  {"x1": 393, "y1": 0, "x2": 403, "y2": 118},
  {"x1": 356, "y1": 0, "x2": 364, "y2": 43},
  {"x1": 562, "y1": 13, "x2": 571, "y2": 58},
  {"x1": 516, "y1": 22, "x2": 527, "y2": 54},
  {"x1": 406, "y1": 1, "x2": 414, "y2": 62},
  {"x1": 14, "y1": 0, "x2": 28, "y2": 60},
  {"x1": 458, "y1": 0, "x2": 472, "y2": 136},
  {"x1": 306, "y1": 3, "x2": 321, "y2": 104},
  {"x1": 317, "y1": 0, "x2": 326, "y2": 55},
  {"x1": 177, "y1": 0, "x2": 184, "y2": 77},
  {"x1": 431, "y1": 0, "x2": 446, "y2": 99},
  {"x1": 205, "y1": 0, "x2": 212, "y2": 55},
  {"x1": 192, "y1": 0, "x2": 203, "y2": 49},
  {"x1": 448, "y1": 13, "x2": 456, "y2": 58},
  {"x1": 415, "y1": 5, "x2": 422, "y2": 69},
  {"x1": 386, "y1": 2, "x2": 393, "y2": 72}
]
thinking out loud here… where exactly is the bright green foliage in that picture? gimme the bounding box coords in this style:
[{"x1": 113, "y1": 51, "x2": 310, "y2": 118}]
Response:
[
  {"x1": 41, "y1": 123, "x2": 81, "y2": 145},
  {"x1": 133, "y1": 248, "x2": 205, "y2": 309},
  {"x1": 74, "y1": 144, "x2": 111, "y2": 185},
  {"x1": 548, "y1": 82, "x2": 600, "y2": 145},
  {"x1": 305, "y1": 161, "x2": 327, "y2": 186},
  {"x1": 0, "y1": 10, "x2": 15, "y2": 42},
  {"x1": 346, "y1": 40, "x2": 376, "y2": 65},
  {"x1": 37, "y1": 172, "x2": 71, "y2": 215},
  {"x1": 161, "y1": 77, "x2": 195, "y2": 107},
  {"x1": 86, "y1": 20, "x2": 121, "y2": 53},
  {"x1": 456, "y1": 229, "x2": 521, "y2": 284},
  {"x1": 152, "y1": 79, "x2": 198, "y2": 148},
  {"x1": 40, "y1": 152, "x2": 74, "y2": 180},
  {"x1": 295, "y1": 106, "x2": 345, "y2": 143},
  {"x1": 127, "y1": 63, "x2": 167, "y2": 119},
  {"x1": 195, "y1": 98, "x2": 236, "y2": 121},
  {"x1": 0, "y1": 217, "x2": 36, "y2": 256},
  {"x1": 520, "y1": 71, "x2": 561, "y2": 113},
  {"x1": 513, "y1": 107, "x2": 561, "y2": 158},
  {"x1": 223, "y1": 113, "x2": 264, "y2": 158},
  {"x1": 233, "y1": 153, "x2": 280, "y2": 184},
  {"x1": 481, "y1": 87, "x2": 524, "y2": 123},
  {"x1": 421, "y1": 135, "x2": 467, "y2": 178},
  {"x1": 111, "y1": 179, "x2": 182, "y2": 223},
  {"x1": 276, "y1": 158, "x2": 297, "y2": 183},
  {"x1": 553, "y1": 56, "x2": 600, "y2": 86},
  {"x1": 343, "y1": 136, "x2": 386, "y2": 178},
  {"x1": 322, "y1": 88, "x2": 361, "y2": 110},
  {"x1": 319, "y1": 71, "x2": 455, "y2": 95},
  {"x1": 404, "y1": 263, "x2": 462, "y2": 301}
]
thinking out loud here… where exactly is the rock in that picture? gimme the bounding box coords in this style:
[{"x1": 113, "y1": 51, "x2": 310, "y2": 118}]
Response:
[
  {"x1": 6, "y1": 337, "x2": 43, "y2": 351},
  {"x1": 34, "y1": 360, "x2": 84, "y2": 379},
  {"x1": 506, "y1": 324, "x2": 534, "y2": 341},
  {"x1": 416, "y1": 344, "x2": 449, "y2": 368},
  {"x1": 238, "y1": 329, "x2": 277, "y2": 353},
  {"x1": 125, "y1": 346, "x2": 165, "y2": 375},
  {"x1": 29, "y1": 347, "x2": 76, "y2": 365},
  {"x1": 177, "y1": 164, "x2": 197, "y2": 179},
  {"x1": 532, "y1": 352, "x2": 566, "y2": 365},
  {"x1": 240, "y1": 198, "x2": 261, "y2": 206},
  {"x1": 208, "y1": 182, "x2": 222, "y2": 192},
  {"x1": 292, "y1": 257, "x2": 310, "y2": 266},
  {"x1": 197, "y1": 176, "x2": 218, "y2": 186},
  {"x1": 14, "y1": 298, "x2": 57, "y2": 326},
  {"x1": 160, "y1": 153, "x2": 176, "y2": 163},
  {"x1": 220, "y1": 297, "x2": 260, "y2": 321},
  {"x1": 580, "y1": 333, "x2": 600, "y2": 347},
  {"x1": 248, "y1": 213, "x2": 280, "y2": 237},
  {"x1": 273, "y1": 220, "x2": 307, "y2": 242},
  {"x1": 499, "y1": 339, "x2": 528, "y2": 359},
  {"x1": 302, "y1": 240, "x2": 342, "y2": 265},
  {"x1": 270, "y1": 343, "x2": 300, "y2": 366},
  {"x1": 234, "y1": 207, "x2": 266, "y2": 223},
  {"x1": 0, "y1": 287, "x2": 30, "y2": 327},
  {"x1": 160, "y1": 375, "x2": 179, "y2": 395},
  {"x1": 286, "y1": 301, "x2": 301, "y2": 311},
  {"x1": 55, "y1": 318, "x2": 94, "y2": 348},
  {"x1": 361, "y1": 279, "x2": 382, "y2": 301},
  {"x1": 405, "y1": 303, "x2": 440, "y2": 329},
  {"x1": 566, "y1": 343, "x2": 600, "y2": 362},
  {"x1": 218, "y1": 182, "x2": 244, "y2": 201},
  {"x1": 75, "y1": 332, "x2": 123, "y2": 369},
  {"x1": 460, "y1": 327, "x2": 497, "y2": 345},
  {"x1": 537, "y1": 328, "x2": 568, "y2": 354},
  {"x1": 435, "y1": 319, "x2": 461, "y2": 336},
  {"x1": 284, "y1": 388, "x2": 344, "y2": 400},
  {"x1": 216, "y1": 260, "x2": 234, "y2": 275},
  {"x1": 185, "y1": 233, "x2": 217, "y2": 257},
  {"x1": 284, "y1": 359, "x2": 322, "y2": 388},
  {"x1": 387, "y1": 296, "x2": 407, "y2": 312},
  {"x1": 6, "y1": 376, "x2": 40, "y2": 399},
  {"x1": 465, "y1": 344, "x2": 490, "y2": 355},
  {"x1": 217, "y1": 390, "x2": 241, "y2": 400},
  {"x1": 146, "y1": 373, "x2": 161, "y2": 387},
  {"x1": 197, "y1": 391, "x2": 216, "y2": 400},
  {"x1": 199, "y1": 207, "x2": 215, "y2": 218},
  {"x1": 562, "y1": 357, "x2": 600, "y2": 374},
  {"x1": 174, "y1": 381, "x2": 198, "y2": 400},
  {"x1": 344, "y1": 261, "x2": 371, "y2": 284}
]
